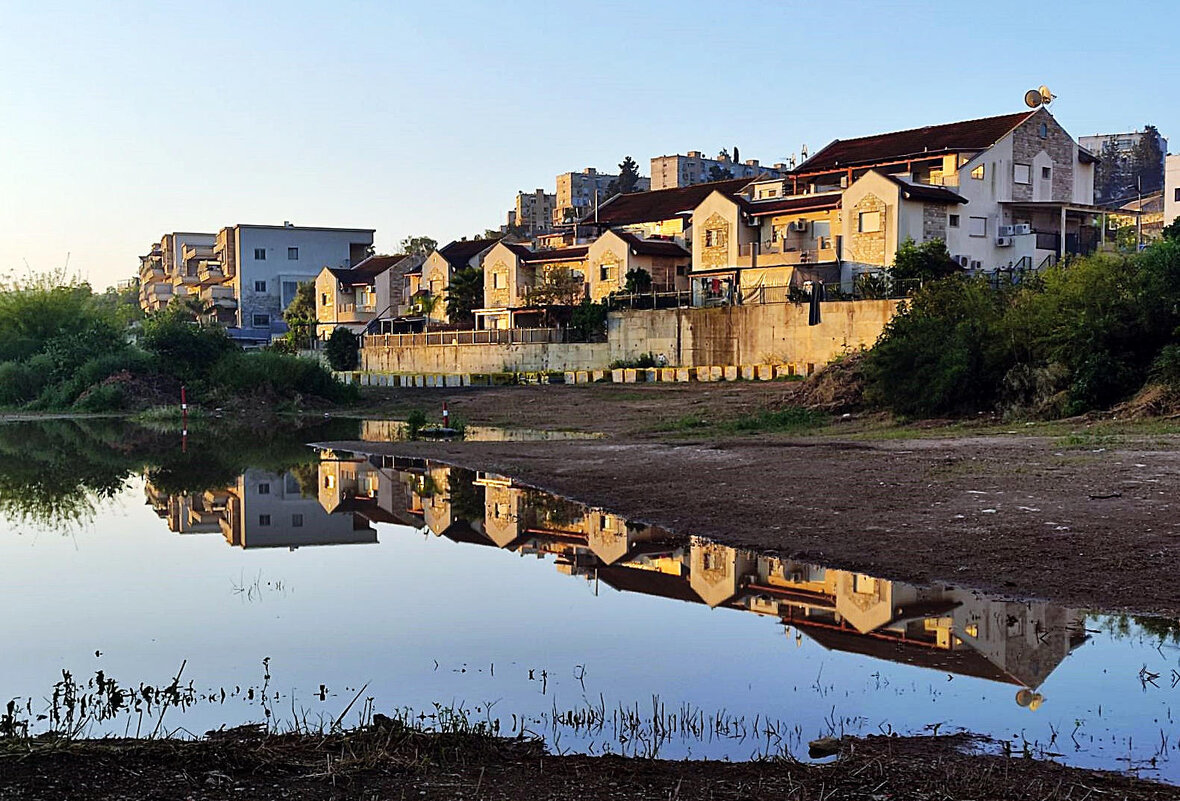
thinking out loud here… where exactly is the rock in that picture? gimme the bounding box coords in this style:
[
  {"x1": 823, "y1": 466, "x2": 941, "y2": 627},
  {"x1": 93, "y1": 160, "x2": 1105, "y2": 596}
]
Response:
[{"x1": 808, "y1": 736, "x2": 841, "y2": 758}]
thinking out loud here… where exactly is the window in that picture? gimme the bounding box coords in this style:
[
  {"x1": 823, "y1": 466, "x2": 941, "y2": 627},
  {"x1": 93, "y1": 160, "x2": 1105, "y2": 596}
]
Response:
[
  {"x1": 1041, "y1": 166, "x2": 1051, "y2": 180},
  {"x1": 704, "y1": 229, "x2": 717, "y2": 247},
  {"x1": 948, "y1": 214, "x2": 960, "y2": 228},
  {"x1": 857, "y1": 210, "x2": 881, "y2": 233},
  {"x1": 1175, "y1": 188, "x2": 1180, "y2": 202},
  {"x1": 970, "y1": 165, "x2": 985, "y2": 180},
  {"x1": 258, "y1": 483, "x2": 270, "y2": 495},
  {"x1": 252, "y1": 313, "x2": 271, "y2": 328},
  {"x1": 492, "y1": 272, "x2": 504, "y2": 289},
  {"x1": 281, "y1": 281, "x2": 299, "y2": 307},
  {"x1": 254, "y1": 248, "x2": 266, "y2": 260},
  {"x1": 258, "y1": 515, "x2": 271, "y2": 526},
  {"x1": 254, "y1": 280, "x2": 267, "y2": 292},
  {"x1": 287, "y1": 247, "x2": 299, "y2": 260},
  {"x1": 1014, "y1": 163, "x2": 1032, "y2": 184},
  {"x1": 292, "y1": 514, "x2": 304, "y2": 528},
  {"x1": 323, "y1": 475, "x2": 335, "y2": 489},
  {"x1": 321, "y1": 292, "x2": 331, "y2": 306},
  {"x1": 676, "y1": 265, "x2": 687, "y2": 277},
  {"x1": 1039, "y1": 122, "x2": 1048, "y2": 139},
  {"x1": 968, "y1": 216, "x2": 987, "y2": 237}
]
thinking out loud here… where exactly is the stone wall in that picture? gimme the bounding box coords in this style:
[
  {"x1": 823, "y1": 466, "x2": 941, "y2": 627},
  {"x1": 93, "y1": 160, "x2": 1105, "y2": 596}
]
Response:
[
  {"x1": 846, "y1": 193, "x2": 887, "y2": 265},
  {"x1": 922, "y1": 202, "x2": 948, "y2": 241},
  {"x1": 360, "y1": 300, "x2": 899, "y2": 375},
  {"x1": 1011, "y1": 108, "x2": 1076, "y2": 203}
]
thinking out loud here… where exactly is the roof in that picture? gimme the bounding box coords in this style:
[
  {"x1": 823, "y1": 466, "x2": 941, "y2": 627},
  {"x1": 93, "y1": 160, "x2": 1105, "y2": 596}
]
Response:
[
  {"x1": 1078, "y1": 146, "x2": 1100, "y2": 165},
  {"x1": 330, "y1": 254, "x2": 413, "y2": 285},
  {"x1": 882, "y1": 174, "x2": 968, "y2": 204},
  {"x1": 743, "y1": 192, "x2": 843, "y2": 218},
  {"x1": 438, "y1": 238, "x2": 497, "y2": 269},
  {"x1": 796, "y1": 111, "x2": 1038, "y2": 173},
  {"x1": 614, "y1": 231, "x2": 690, "y2": 258},
  {"x1": 582, "y1": 177, "x2": 753, "y2": 226},
  {"x1": 597, "y1": 565, "x2": 702, "y2": 604},
  {"x1": 514, "y1": 245, "x2": 589, "y2": 263}
]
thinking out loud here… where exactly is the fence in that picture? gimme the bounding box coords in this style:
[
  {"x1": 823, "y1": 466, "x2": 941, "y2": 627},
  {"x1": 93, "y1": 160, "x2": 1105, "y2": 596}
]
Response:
[
  {"x1": 363, "y1": 327, "x2": 578, "y2": 349},
  {"x1": 607, "y1": 290, "x2": 693, "y2": 310}
]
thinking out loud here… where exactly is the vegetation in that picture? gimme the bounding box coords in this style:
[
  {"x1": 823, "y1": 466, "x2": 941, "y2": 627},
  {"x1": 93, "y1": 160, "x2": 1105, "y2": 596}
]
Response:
[
  {"x1": 1094, "y1": 125, "x2": 1164, "y2": 203},
  {"x1": 863, "y1": 234, "x2": 1180, "y2": 419},
  {"x1": 0, "y1": 274, "x2": 356, "y2": 413},
  {"x1": 654, "y1": 406, "x2": 824, "y2": 435},
  {"x1": 279, "y1": 280, "x2": 316, "y2": 351},
  {"x1": 445, "y1": 267, "x2": 483, "y2": 326},
  {"x1": 707, "y1": 164, "x2": 734, "y2": 182},
  {"x1": 623, "y1": 267, "x2": 652, "y2": 294},
  {"x1": 569, "y1": 298, "x2": 609, "y2": 340},
  {"x1": 324, "y1": 327, "x2": 360, "y2": 371},
  {"x1": 606, "y1": 156, "x2": 643, "y2": 196},
  {"x1": 609, "y1": 353, "x2": 659, "y2": 370},
  {"x1": 400, "y1": 235, "x2": 438, "y2": 258},
  {"x1": 888, "y1": 238, "x2": 959, "y2": 283}
]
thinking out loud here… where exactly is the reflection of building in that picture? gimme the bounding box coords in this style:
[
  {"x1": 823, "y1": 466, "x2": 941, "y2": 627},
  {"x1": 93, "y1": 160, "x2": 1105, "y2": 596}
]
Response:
[
  {"x1": 318, "y1": 450, "x2": 1086, "y2": 696},
  {"x1": 146, "y1": 468, "x2": 377, "y2": 549}
]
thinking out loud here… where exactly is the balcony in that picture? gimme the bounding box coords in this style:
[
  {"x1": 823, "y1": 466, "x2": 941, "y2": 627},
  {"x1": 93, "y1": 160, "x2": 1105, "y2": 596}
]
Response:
[
  {"x1": 737, "y1": 239, "x2": 839, "y2": 268},
  {"x1": 332, "y1": 301, "x2": 378, "y2": 323},
  {"x1": 200, "y1": 284, "x2": 237, "y2": 309},
  {"x1": 196, "y1": 259, "x2": 225, "y2": 284}
]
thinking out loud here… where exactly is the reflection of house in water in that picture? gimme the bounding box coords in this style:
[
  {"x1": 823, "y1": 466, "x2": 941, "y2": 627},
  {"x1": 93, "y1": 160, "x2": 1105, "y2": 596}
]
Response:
[
  {"x1": 315, "y1": 451, "x2": 1086, "y2": 698},
  {"x1": 146, "y1": 468, "x2": 377, "y2": 550}
]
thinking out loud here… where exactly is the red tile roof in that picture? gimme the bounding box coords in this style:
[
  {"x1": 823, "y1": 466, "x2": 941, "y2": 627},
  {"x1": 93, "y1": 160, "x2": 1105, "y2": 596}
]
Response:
[
  {"x1": 614, "y1": 231, "x2": 690, "y2": 258},
  {"x1": 796, "y1": 111, "x2": 1037, "y2": 173},
  {"x1": 743, "y1": 192, "x2": 842, "y2": 217},
  {"x1": 516, "y1": 245, "x2": 589, "y2": 263},
  {"x1": 331, "y1": 254, "x2": 414, "y2": 285},
  {"x1": 581, "y1": 177, "x2": 753, "y2": 226},
  {"x1": 438, "y1": 238, "x2": 497, "y2": 269}
]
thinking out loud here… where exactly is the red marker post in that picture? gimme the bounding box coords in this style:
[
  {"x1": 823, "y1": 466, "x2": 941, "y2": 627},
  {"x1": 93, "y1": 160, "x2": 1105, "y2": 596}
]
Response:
[
  {"x1": 442, "y1": 401, "x2": 450, "y2": 429},
  {"x1": 181, "y1": 385, "x2": 188, "y2": 453}
]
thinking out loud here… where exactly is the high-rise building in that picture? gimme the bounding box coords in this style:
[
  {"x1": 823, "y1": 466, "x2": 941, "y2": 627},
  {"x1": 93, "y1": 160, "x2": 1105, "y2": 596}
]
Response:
[{"x1": 651, "y1": 151, "x2": 787, "y2": 190}]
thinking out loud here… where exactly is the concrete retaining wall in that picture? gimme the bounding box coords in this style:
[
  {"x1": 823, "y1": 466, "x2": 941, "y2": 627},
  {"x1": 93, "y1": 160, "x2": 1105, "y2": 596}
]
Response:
[{"x1": 360, "y1": 300, "x2": 898, "y2": 376}]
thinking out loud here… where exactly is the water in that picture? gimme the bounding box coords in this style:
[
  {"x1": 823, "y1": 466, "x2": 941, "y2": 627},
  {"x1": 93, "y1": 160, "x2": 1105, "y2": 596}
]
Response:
[{"x1": 2, "y1": 419, "x2": 1179, "y2": 780}]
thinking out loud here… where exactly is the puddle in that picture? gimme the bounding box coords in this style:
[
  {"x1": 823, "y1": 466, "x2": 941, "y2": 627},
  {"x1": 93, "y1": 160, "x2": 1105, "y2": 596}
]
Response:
[
  {"x1": 0, "y1": 419, "x2": 1178, "y2": 778},
  {"x1": 355, "y1": 419, "x2": 602, "y2": 442}
]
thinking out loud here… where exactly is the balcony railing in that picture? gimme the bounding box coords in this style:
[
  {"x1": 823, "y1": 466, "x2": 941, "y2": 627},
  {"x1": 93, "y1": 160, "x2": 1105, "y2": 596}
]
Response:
[
  {"x1": 364, "y1": 327, "x2": 576, "y2": 349},
  {"x1": 736, "y1": 240, "x2": 838, "y2": 266}
]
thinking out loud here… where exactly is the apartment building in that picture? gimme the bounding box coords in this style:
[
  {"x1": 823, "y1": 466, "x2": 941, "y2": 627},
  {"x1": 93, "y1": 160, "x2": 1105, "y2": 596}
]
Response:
[
  {"x1": 137, "y1": 232, "x2": 216, "y2": 312},
  {"x1": 555, "y1": 167, "x2": 650, "y2": 226},
  {"x1": 1080, "y1": 128, "x2": 1167, "y2": 204},
  {"x1": 507, "y1": 189, "x2": 556, "y2": 234},
  {"x1": 1166, "y1": 154, "x2": 1180, "y2": 229},
  {"x1": 650, "y1": 151, "x2": 787, "y2": 190}
]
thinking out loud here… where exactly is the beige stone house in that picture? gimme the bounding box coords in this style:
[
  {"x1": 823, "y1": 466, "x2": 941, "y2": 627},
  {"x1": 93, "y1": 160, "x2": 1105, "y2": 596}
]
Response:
[
  {"x1": 313, "y1": 253, "x2": 419, "y2": 339},
  {"x1": 413, "y1": 239, "x2": 499, "y2": 324},
  {"x1": 474, "y1": 241, "x2": 590, "y2": 330},
  {"x1": 584, "y1": 229, "x2": 690, "y2": 300}
]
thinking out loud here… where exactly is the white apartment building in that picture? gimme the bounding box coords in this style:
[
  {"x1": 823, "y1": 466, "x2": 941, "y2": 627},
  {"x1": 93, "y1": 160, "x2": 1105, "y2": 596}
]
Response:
[
  {"x1": 1166, "y1": 154, "x2": 1180, "y2": 230},
  {"x1": 507, "y1": 189, "x2": 556, "y2": 233},
  {"x1": 555, "y1": 167, "x2": 650, "y2": 225},
  {"x1": 212, "y1": 222, "x2": 375, "y2": 343},
  {"x1": 650, "y1": 151, "x2": 787, "y2": 190}
]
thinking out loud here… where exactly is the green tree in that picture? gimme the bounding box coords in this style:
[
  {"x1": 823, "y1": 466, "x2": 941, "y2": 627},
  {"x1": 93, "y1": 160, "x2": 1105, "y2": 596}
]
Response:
[
  {"x1": 623, "y1": 267, "x2": 652, "y2": 294},
  {"x1": 282, "y1": 280, "x2": 316, "y2": 349},
  {"x1": 139, "y1": 305, "x2": 237, "y2": 384},
  {"x1": 607, "y1": 156, "x2": 643, "y2": 196},
  {"x1": 569, "y1": 298, "x2": 608, "y2": 340},
  {"x1": 707, "y1": 164, "x2": 734, "y2": 182},
  {"x1": 445, "y1": 267, "x2": 484, "y2": 327},
  {"x1": 888, "y1": 238, "x2": 959, "y2": 283},
  {"x1": 324, "y1": 326, "x2": 359, "y2": 371},
  {"x1": 400, "y1": 236, "x2": 438, "y2": 257},
  {"x1": 1130, "y1": 125, "x2": 1165, "y2": 195},
  {"x1": 526, "y1": 266, "x2": 585, "y2": 308},
  {"x1": 1163, "y1": 216, "x2": 1180, "y2": 241}
]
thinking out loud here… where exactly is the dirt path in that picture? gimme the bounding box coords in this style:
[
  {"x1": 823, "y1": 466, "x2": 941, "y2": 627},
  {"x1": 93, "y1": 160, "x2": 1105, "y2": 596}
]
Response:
[{"x1": 333, "y1": 383, "x2": 1180, "y2": 617}]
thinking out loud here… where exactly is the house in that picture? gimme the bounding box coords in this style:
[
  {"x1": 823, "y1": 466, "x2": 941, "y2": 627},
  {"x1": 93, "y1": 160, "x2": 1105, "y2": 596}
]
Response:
[
  {"x1": 1166, "y1": 154, "x2": 1180, "y2": 229},
  {"x1": 413, "y1": 238, "x2": 499, "y2": 324},
  {"x1": 580, "y1": 176, "x2": 753, "y2": 243},
  {"x1": 314, "y1": 253, "x2": 419, "y2": 339},
  {"x1": 1107, "y1": 191, "x2": 1165, "y2": 244},
  {"x1": 789, "y1": 108, "x2": 1098, "y2": 283},
  {"x1": 474, "y1": 241, "x2": 590, "y2": 330},
  {"x1": 651, "y1": 150, "x2": 787, "y2": 190},
  {"x1": 584, "y1": 229, "x2": 690, "y2": 301},
  {"x1": 207, "y1": 222, "x2": 376, "y2": 344},
  {"x1": 137, "y1": 232, "x2": 216, "y2": 313}
]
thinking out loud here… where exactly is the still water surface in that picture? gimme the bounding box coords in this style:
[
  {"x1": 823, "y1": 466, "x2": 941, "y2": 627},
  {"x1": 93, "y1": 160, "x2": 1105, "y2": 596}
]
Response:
[{"x1": 1, "y1": 420, "x2": 1178, "y2": 780}]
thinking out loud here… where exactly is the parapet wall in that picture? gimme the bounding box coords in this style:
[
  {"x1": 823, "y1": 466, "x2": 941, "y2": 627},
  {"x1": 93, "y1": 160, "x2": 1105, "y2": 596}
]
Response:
[{"x1": 360, "y1": 300, "x2": 898, "y2": 375}]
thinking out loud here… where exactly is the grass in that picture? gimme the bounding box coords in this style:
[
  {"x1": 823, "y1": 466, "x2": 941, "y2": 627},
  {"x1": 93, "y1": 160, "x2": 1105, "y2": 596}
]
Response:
[{"x1": 652, "y1": 407, "x2": 825, "y2": 435}]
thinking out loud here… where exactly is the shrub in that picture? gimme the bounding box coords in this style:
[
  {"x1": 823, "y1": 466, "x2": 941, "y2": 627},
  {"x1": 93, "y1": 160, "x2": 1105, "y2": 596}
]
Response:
[
  {"x1": 324, "y1": 327, "x2": 359, "y2": 371},
  {"x1": 209, "y1": 352, "x2": 358, "y2": 403},
  {"x1": 0, "y1": 361, "x2": 47, "y2": 406},
  {"x1": 72, "y1": 382, "x2": 126, "y2": 412},
  {"x1": 139, "y1": 308, "x2": 237, "y2": 384}
]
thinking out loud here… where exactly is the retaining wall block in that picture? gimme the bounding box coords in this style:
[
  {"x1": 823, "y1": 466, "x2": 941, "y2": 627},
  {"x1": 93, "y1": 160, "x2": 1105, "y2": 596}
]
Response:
[
  {"x1": 740, "y1": 365, "x2": 756, "y2": 381},
  {"x1": 724, "y1": 366, "x2": 739, "y2": 381}
]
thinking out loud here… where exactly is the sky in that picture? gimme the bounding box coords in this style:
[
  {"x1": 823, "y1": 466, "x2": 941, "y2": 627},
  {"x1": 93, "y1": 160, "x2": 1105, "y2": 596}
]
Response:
[{"x1": 1, "y1": 0, "x2": 1175, "y2": 290}]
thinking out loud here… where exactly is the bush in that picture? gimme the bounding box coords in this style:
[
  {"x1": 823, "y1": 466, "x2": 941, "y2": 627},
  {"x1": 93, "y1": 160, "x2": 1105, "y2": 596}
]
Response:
[
  {"x1": 72, "y1": 382, "x2": 126, "y2": 412},
  {"x1": 0, "y1": 360, "x2": 48, "y2": 406},
  {"x1": 139, "y1": 308, "x2": 237, "y2": 384},
  {"x1": 209, "y1": 352, "x2": 358, "y2": 403},
  {"x1": 324, "y1": 327, "x2": 359, "y2": 371}
]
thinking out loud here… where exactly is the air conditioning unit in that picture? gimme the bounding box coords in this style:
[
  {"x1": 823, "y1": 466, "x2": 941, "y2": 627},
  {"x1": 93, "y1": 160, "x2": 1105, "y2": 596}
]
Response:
[
  {"x1": 1012, "y1": 223, "x2": 1032, "y2": 235},
  {"x1": 998, "y1": 225, "x2": 1016, "y2": 237},
  {"x1": 969, "y1": 260, "x2": 982, "y2": 270},
  {"x1": 956, "y1": 255, "x2": 970, "y2": 267},
  {"x1": 790, "y1": 219, "x2": 809, "y2": 232},
  {"x1": 996, "y1": 236, "x2": 1013, "y2": 247}
]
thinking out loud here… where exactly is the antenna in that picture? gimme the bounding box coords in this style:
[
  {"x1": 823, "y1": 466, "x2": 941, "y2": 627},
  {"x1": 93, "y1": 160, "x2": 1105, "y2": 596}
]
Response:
[
  {"x1": 1025, "y1": 85, "x2": 1055, "y2": 108},
  {"x1": 1039, "y1": 85, "x2": 1055, "y2": 105}
]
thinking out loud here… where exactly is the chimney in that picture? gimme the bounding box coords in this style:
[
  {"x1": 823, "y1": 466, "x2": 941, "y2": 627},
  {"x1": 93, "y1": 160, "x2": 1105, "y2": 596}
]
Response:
[{"x1": 283, "y1": 220, "x2": 293, "y2": 228}]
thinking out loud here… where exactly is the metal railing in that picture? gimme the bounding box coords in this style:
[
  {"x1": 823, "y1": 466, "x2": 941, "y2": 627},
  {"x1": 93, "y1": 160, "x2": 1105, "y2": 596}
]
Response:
[
  {"x1": 607, "y1": 290, "x2": 693, "y2": 310},
  {"x1": 364, "y1": 327, "x2": 579, "y2": 349}
]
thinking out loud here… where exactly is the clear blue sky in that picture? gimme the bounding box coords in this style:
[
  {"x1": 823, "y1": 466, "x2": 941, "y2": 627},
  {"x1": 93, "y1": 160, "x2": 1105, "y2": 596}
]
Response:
[{"x1": 1, "y1": 0, "x2": 1173, "y2": 289}]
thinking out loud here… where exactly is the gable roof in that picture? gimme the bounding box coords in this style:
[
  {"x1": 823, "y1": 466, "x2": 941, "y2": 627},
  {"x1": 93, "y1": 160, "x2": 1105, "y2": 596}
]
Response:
[
  {"x1": 742, "y1": 192, "x2": 843, "y2": 218},
  {"x1": 796, "y1": 111, "x2": 1038, "y2": 173},
  {"x1": 881, "y1": 173, "x2": 968, "y2": 204},
  {"x1": 330, "y1": 254, "x2": 413, "y2": 285},
  {"x1": 614, "y1": 230, "x2": 690, "y2": 258},
  {"x1": 520, "y1": 245, "x2": 589, "y2": 263},
  {"x1": 582, "y1": 177, "x2": 753, "y2": 226},
  {"x1": 438, "y1": 238, "x2": 498, "y2": 269}
]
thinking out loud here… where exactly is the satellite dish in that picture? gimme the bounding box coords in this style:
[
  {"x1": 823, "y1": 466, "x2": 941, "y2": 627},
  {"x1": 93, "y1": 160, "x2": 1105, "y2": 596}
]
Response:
[
  {"x1": 1024, "y1": 89, "x2": 1043, "y2": 108},
  {"x1": 1038, "y1": 85, "x2": 1055, "y2": 105}
]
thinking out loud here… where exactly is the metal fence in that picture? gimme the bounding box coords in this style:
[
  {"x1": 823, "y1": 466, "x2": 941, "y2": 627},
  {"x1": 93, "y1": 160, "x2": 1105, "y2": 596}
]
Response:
[{"x1": 363, "y1": 327, "x2": 579, "y2": 349}]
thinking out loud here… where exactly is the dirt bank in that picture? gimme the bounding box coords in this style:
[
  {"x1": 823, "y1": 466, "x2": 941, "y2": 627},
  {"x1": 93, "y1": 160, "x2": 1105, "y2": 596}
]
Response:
[
  {"x1": 2, "y1": 728, "x2": 1176, "y2": 800},
  {"x1": 327, "y1": 414, "x2": 1180, "y2": 616}
]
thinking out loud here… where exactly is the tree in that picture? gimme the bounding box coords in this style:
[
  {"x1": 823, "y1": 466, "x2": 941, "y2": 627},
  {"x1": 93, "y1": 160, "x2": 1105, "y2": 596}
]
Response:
[
  {"x1": 446, "y1": 267, "x2": 484, "y2": 327},
  {"x1": 139, "y1": 305, "x2": 238, "y2": 384},
  {"x1": 707, "y1": 164, "x2": 734, "y2": 182},
  {"x1": 324, "y1": 327, "x2": 359, "y2": 371},
  {"x1": 526, "y1": 265, "x2": 585, "y2": 308},
  {"x1": 888, "y1": 238, "x2": 959, "y2": 283},
  {"x1": 1163, "y1": 216, "x2": 1180, "y2": 242},
  {"x1": 400, "y1": 236, "x2": 438, "y2": 257},
  {"x1": 282, "y1": 280, "x2": 316, "y2": 349},
  {"x1": 623, "y1": 267, "x2": 652, "y2": 294},
  {"x1": 569, "y1": 298, "x2": 608, "y2": 340},
  {"x1": 616, "y1": 156, "x2": 642, "y2": 194},
  {"x1": 1130, "y1": 125, "x2": 1165, "y2": 195}
]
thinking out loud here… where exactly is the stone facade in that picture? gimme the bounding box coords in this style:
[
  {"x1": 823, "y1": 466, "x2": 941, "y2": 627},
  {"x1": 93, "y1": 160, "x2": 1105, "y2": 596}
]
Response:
[
  {"x1": 700, "y1": 212, "x2": 731, "y2": 268},
  {"x1": 846, "y1": 193, "x2": 887, "y2": 265},
  {"x1": 922, "y1": 202, "x2": 948, "y2": 242},
  {"x1": 485, "y1": 259, "x2": 513, "y2": 308},
  {"x1": 1010, "y1": 109, "x2": 1075, "y2": 203}
]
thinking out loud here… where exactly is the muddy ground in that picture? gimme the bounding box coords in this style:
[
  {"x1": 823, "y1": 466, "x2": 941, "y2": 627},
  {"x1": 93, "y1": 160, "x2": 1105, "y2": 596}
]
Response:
[
  {"x1": 3, "y1": 728, "x2": 1177, "y2": 800},
  {"x1": 337, "y1": 382, "x2": 1180, "y2": 618}
]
